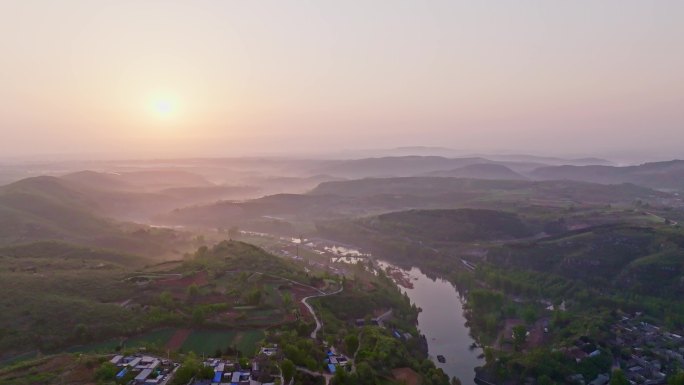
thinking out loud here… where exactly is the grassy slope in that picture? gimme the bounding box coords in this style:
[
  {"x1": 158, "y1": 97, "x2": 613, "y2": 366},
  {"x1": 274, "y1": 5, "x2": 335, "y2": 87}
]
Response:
[{"x1": 0, "y1": 176, "x2": 193, "y2": 257}]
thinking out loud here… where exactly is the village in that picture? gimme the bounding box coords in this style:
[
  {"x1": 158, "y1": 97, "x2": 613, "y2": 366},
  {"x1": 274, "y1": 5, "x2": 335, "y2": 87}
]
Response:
[
  {"x1": 610, "y1": 314, "x2": 684, "y2": 385},
  {"x1": 106, "y1": 339, "x2": 357, "y2": 385}
]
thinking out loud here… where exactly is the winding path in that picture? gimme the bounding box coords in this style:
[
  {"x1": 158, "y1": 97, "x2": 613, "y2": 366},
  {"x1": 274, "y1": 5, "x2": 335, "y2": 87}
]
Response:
[
  {"x1": 296, "y1": 366, "x2": 333, "y2": 385},
  {"x1": 301, "y1": 285, "x2": 344, "y2": 339}
]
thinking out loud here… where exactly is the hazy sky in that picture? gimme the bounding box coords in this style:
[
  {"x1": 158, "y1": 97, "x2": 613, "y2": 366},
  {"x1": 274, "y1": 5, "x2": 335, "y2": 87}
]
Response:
[{"x1": 1, "y1": 1, "x2": 683, "y2": 159}]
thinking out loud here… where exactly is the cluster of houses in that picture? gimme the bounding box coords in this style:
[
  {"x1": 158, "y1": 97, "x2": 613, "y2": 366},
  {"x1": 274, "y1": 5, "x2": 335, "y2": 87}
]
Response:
[
  {"x1": 610, "y1": 314, "x2": 684, "y2": 385},
  {"x1": 191, "y1": 345, "x2": 280, "y2": 385},
  {"x1": 324, "y1": 348, "x2": 350, "y2": 374},
  {"x1": 556, "y1": 312, "x2": 684, "y2": 385},
  {"x1": 110, "y1": 354, "x2": 177, "y2": 385}
]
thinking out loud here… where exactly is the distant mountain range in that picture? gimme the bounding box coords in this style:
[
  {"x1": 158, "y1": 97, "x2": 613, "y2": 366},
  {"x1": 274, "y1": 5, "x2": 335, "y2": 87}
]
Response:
[
  {"x1": 312, "y1": 156, "x2": 545, "y2": 178},
  {"x1": 158, "y1": 176, "x2": 673, "y2": 233},
  {"x1": 424, "y1": 163, "x2": 527, "y2": 180},
  {"x1": 531, "y1": 159, "x2": 684, "y2": 190},
  {"x1": 327, "y1": 146, "x2": 614, "y2": 166}
]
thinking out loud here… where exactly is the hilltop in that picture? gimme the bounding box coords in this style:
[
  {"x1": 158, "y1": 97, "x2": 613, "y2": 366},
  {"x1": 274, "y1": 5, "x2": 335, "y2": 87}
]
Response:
[
  {"x1": 0, "y1": 176, "x2": 193, "y2": 257},
  {"x1": 159, "y1": 176, "x2": 676, "y2": 235},
  {"x1": 531, "y1": 159, "x2": 684, "y2": 190},
  {"x1": 424, "y1": 163, "x2": 527, "y2": 180}
]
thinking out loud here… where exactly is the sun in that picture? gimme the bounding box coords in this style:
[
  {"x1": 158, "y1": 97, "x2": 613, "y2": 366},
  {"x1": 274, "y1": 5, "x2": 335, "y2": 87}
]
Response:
[
  {"x1": 149, "y1": 96, "x2": 178, "y2": 119},
  {"x1": 153, "y1": 98, "x2": 175, "y2": 118},
  {"x1": 155, "y1": 99, "x2": 173, "y2": 115}
]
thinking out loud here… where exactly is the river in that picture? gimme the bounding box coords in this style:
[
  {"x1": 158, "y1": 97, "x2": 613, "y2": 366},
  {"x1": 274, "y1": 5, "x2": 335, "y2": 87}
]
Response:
[
  {"x1": 378, "y1": 261, "x2": 484, "y2": 385},
  {"x1": 271, "y1": 235, "x2": 485, "y2": 383}
]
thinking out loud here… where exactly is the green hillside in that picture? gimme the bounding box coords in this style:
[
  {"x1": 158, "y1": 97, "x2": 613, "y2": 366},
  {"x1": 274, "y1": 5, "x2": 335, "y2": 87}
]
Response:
[
  {"x1": 371, "y1": 208, "x2": 535, "y2": 242},
  {"x1": 0, "y1": 177, "x2": 192, "y2": 257},
  {"x1": 0, "y1": 177, "x2": 116, "y2": 244},
  {"x1": 488, "y1": 224, "x2": 684, "y2": 298}
]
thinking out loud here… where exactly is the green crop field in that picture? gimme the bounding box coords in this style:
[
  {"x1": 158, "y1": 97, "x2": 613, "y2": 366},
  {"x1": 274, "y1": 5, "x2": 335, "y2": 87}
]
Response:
[
  {"x1": 124, "y1": 328, "x2": 176, "y2": 349},
  {"x1": 65, "y1": 339, "x2": 123, "y2": 354},
  {"x1": 180, "y1": 329, "x2": 265, "y2": 356},
  {"x1": 181, "y1": 330, "x2": 237, "y2": 355},
  {"x1": 234, "y1": 330, "x2": 265, "y2": 355}
]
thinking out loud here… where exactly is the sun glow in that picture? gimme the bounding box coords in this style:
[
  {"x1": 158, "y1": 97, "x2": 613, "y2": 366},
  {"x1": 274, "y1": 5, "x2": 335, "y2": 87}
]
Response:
[{"x1": 149, "y1": 95, "x2": 179, "y2": 119}]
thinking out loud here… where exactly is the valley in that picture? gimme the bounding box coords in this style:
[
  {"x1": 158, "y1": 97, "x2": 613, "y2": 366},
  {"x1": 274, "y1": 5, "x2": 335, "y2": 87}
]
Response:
[{"x1": 1, "y1": 154, "x2": 684, "y2": 385}]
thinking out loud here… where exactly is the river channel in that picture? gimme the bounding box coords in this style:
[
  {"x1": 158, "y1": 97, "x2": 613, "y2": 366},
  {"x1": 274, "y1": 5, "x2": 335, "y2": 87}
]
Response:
[{"x1": 377, "y1": 261, "x2": 484, "y2": 384}]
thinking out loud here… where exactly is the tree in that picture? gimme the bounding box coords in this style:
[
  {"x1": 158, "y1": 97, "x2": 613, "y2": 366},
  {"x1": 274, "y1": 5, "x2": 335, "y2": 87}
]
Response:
[
  {"x1": 522, "y1": 306, "x2": 537, "y2": 325},
  {"x1": 282, "y1": 292, "x2": 293, "y2": 310},
  {"x1": 199, "y1": 365, "x2": 215, "y2": 379},
  {"x1": 355, "y1": 362, "x2": 376, "y2": 385},
  {"x1": 512, "y1": 325, "x2": 527, "y2": 351},
  {"x1": 159, "y1": 291, "x2": 174, "y2": 309},
  {"x1": 172, "y1": 353, "x2": 201, "y2": 385},
  {"x1": 192, "y1": 308, "x2": 205, "y2": 325},
  {"x1": 669, "y1": 371, "x2": 684, "y2": 385},
  {"x1": 345, "y1": 334, "x2": 359, "y2": 355},
  {"x1": 281, "y1": 359, "x2": 295, "y2": 384},
  {"x1": 610, "y1": 369, "x2": 629, "y2": 385},
  {"x1": 484, "y1": 347, "x2": 495, "y2": 364},
  {"x1": 187, "y1": 284, "x2": 200, "y2": 299},
  {"x1": 95, "y1": 362, "x2": 117, "y2": 381},
  {"x1": 451, "y1": 378, "x2": 462, "y2": 385}
]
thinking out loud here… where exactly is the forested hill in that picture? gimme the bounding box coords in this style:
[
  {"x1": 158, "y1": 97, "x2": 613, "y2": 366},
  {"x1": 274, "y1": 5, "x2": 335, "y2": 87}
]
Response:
[
  {"x1": 531, "y1": 159, "x2": 684, "y2": 190},
  {"x1": 0, "y1": 176, "x2": 191, "y2": 257},
  {"x1": 368, "y1": 209, "x2": 535, "y2": 242},
  {"x1": 308, "y1": 177, "x2": 668, "y2": 205}
]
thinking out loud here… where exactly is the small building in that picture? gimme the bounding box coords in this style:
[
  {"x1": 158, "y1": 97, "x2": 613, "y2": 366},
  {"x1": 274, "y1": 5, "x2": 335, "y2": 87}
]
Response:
[
  {"x1": 337, "y1": 356, "x2": 349, "y2": 367},
  {"x1": 327, "y1": 364, "x2": 336, "y2": 374},
  {"x1": 116, "y1": 368, "x2": 128, "y2": 379},
  {"x1": 127, "y1": 357, "x2": 142, "y2": 367},
  {"x1": 260, "y1": 346, "x2": 278, "y2": 356},
  {"x1": 110, "y1": 355, "x2": 124, "y2": 365},
  {"x1": 135, "y1": 368, "x2": 153, "y2": 384},
  {"x1": 212, "y1": 371, "x2": 222, "y2": 383}
]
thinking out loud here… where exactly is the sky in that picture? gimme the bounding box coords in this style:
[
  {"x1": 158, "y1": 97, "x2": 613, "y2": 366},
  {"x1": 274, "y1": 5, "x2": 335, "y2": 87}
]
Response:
[{"x1": 0, "y1": 1, "x2": 683, "y2": 160}]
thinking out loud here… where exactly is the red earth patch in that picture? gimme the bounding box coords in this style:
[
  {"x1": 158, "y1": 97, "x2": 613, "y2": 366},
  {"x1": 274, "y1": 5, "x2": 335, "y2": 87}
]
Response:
[{"x1": 166, "y1": 329, "x2": 192, "y2": 350}]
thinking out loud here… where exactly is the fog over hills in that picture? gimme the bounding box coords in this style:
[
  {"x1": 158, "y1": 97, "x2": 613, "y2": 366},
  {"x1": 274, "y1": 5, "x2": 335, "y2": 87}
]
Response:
[
  {"x1": 532, "y1": 159, "x2": 684, "y2": 190},
  {"x1": 424, "y1": 163, "x2": 527, "y2": 180}
]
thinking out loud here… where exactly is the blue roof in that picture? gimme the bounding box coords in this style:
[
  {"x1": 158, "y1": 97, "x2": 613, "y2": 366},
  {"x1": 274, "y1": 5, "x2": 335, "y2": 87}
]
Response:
[
  {"x1": 213, "y1": 372, "x2": 223, "y2": 383},
  {"x1": 327, "y1": 364, "x2": 336, "y2": 373},
  {"x1": 116, "y1": 368, "x2": 128, "y2": 378}
]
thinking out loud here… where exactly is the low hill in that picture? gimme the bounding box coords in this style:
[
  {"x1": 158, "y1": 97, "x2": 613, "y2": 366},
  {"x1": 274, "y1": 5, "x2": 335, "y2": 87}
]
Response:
[
  {"x1": 425, "y1": 163, "x2": 526, "y2": 180},
  {"x1": 159, "y1": 185, "x2": 259, "y2": 202},
  {"x1": 0, "y1": 176, "x2": 115, "y2": 244},
  {"x1": 61, "y1": 170, "x2": 134, "y2": 191},
  {"x1": 487, "y1": 224, "x2": 684, "y2": 298},
  {"x1": 362, "y1": 209, "x2": 534, "y2": 242},
  {"x1": 315, "y1": 208, "x2": 540, "y2": 271},
  {"x1": 7, "y1": 172, "x2": 258, "y2": 223},
  {"x1": 0, "y1": 176, "x2": 191, "y2": 256},
  {"x1": 313, "y1": 156, "x2": 545, "y2": 178},
  {"x1": 161, "y1": 177, "x2": 675, "y2": 232},
  {"x1": 0, "y1": 241, "x2": 141, "y2": 266},
  {"x1": 62, "y1": 169, "x2": 214, "y2": 192},
  {"x1": 309, "y1": 177, "x2": 669, "y2": 206},
  {"x1": 531, "y1": 159, "x2": 684, "y2": 190}
]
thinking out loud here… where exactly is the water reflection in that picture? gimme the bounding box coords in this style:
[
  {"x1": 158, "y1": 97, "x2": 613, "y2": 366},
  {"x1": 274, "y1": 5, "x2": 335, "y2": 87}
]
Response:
[{"x1": 378, "y1": 261, "x2": 483, "y2": 385}]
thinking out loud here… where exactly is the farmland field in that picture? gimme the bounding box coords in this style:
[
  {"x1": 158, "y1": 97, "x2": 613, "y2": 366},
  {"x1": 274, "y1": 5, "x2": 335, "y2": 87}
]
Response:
[
  {"x1": 180, "y1": 329, "x2": 264, "y2": 356},
  {"x1": 124, "y1": 328, "x2": 176, "y2": 349},
  {"x1": 234, "y1": 330, "x2": 265, "y2": 355}
]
